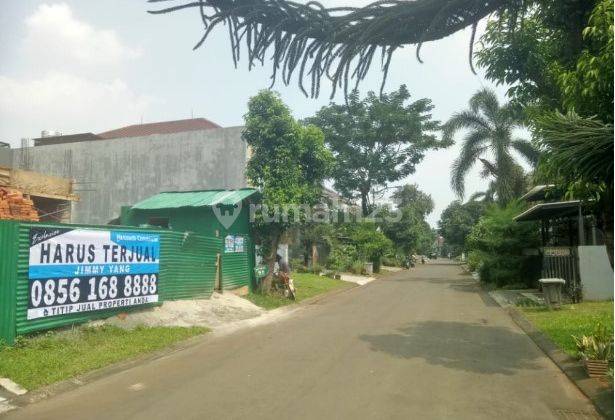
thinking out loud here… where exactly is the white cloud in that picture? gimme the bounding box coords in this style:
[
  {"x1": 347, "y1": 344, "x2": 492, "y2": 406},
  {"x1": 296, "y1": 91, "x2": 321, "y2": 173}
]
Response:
[
  {"x1": 0, "y1": 3, "x2": 151, "y2": 145},
  {"x1": 0, "y1": 73, "x2": 153, "y2": 141},
  {"x1": 23, "y1": 3, "x2": 141, "y2": 73}
]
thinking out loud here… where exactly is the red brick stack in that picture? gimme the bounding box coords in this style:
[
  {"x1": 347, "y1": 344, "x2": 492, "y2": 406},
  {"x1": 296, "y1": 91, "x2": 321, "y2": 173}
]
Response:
[{"x1": 0, "y1": 188, "x2": 39, "y2": 221}]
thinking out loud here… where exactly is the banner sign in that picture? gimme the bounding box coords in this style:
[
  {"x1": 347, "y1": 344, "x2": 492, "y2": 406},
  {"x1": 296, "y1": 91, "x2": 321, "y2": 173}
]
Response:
[
  {"x1": 224, "y1": 235, "x2": 235, "y2": 253},
  {"x1": 27, "y1": 227, "x2": 160, "y2": 320},
  {"x1": 224, "y1": 235, "x2": 245, "y2": 253}
]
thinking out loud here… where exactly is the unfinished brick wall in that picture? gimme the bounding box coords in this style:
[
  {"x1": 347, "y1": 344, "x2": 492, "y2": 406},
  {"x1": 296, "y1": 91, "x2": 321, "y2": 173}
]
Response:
[{"x1": 0, "y1": 188, "x2": 39, "y2": 221}]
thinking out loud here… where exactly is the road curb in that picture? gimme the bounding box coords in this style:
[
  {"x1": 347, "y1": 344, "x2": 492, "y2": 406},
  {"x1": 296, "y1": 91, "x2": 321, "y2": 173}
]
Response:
[{"x1": 504, "y1": 305, "x2": 613, "y2": 419}]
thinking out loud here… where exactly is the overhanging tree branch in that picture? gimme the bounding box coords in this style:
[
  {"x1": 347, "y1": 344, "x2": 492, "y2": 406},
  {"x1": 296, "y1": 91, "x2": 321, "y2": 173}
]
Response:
[{"x1": 148, "y1": 0, "x2": 513, "y2": 97}]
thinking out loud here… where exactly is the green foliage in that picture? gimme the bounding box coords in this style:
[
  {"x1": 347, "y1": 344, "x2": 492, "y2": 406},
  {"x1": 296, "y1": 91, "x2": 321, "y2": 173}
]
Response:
[
  {"x1": 0, "y1": 325, "x2": 207, "y2": 390},
  {"x1": 350, "y1": 260, "x2": 365, "y2": 275},
  {"x1": 326, "y1": 244, "x2": 358, "y2": 272},
  {"x1": 438, "y1": 200, "x2": 486, "y2": 256},
  {"x1": 290, "y1": 258, "x2": 308, "y2": 273},
  {"x1": 346, "y1": 222, "x2": 393, "y2": 264},
  {"x1": 573, "y1": 330, "x2": 614, "y2": 361},
  {"x1": 477, "y1": 0, "x2": 613, "y2": 266},
  {"x1": 380, "y1": 184, "x2": 435, "y2": 255},
  {"x1": 535, "y1": 112, "x2": 613, "y2": 194},
  {"x1": 476, "y1": 1, "x2": 599, "y2": 115},
  {"x1": 310, "y1": 262, "x2": 324, "y2": 274},
  {"x1": 244, "y1": 90, "x2": 333, "y2": 212},
  {"x1": 243, "y1": 90, "x2": 333, "y2": 286},
  {"x1": 392, "y1": 184, "x2": 434, "y2": 216},
  {"x1": 443, "y1": 88, "x2": 538, "y2": 205},
  {"x1": 556, "y1": 0, "x2": 613, "y2": 123},
  {"x1": 306, "y1": 85, "x2": 443, "y2": 215},
  {"x1": 521, "y1": 302, "x2": 614, "y2": 356},
  {"x1": 466, "y1": 250, "x2": 483, "y2": 272},
  {"x1": 466, "y1": 201, "x2": 541, "y2": 287}
]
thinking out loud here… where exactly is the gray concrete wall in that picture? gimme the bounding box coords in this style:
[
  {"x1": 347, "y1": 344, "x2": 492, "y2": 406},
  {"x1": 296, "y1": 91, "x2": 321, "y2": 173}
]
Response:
[
  {"x1": 11, "y1": 127, "x2": 248, "y2": 224},
  {"x1": 578, "y1": 245, "x2": 614, "y2": 301},
  {"x1": 0, "y1": 148, "x2": 12, "y2": 167}
]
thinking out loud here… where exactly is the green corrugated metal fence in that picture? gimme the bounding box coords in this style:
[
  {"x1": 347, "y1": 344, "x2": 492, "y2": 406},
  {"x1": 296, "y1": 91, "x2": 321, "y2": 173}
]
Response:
[
  {"x1": 159, "y1": 231, "x2": 221, "y2": 300},
  {"x1": 221, "y1": 237, "x2": 253, "y2": 290},
  {"x1": 0, "y1": 220, "x2": 221, "y2": 344},
  {"x1": 0, "y1": 221, "x2": 18, "y2": 345}
]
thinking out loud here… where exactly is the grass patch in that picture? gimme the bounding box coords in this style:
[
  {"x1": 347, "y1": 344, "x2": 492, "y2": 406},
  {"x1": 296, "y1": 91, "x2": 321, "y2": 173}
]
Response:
[
  {"x1": 520, "y1": 301, "x2": 613, "y2": 356},
  {"x1": 0, "y1": 325, "x2": 208, "y2": 390},
  {"x1": 245, "y1": 272, "x2": 353, "y2": 310}
]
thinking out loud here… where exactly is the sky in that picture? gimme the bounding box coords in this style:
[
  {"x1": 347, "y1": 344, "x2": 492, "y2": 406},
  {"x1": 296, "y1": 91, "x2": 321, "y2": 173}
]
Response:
[{"x1": 0, "y1": 1, "x2": 518, "y2": 226}]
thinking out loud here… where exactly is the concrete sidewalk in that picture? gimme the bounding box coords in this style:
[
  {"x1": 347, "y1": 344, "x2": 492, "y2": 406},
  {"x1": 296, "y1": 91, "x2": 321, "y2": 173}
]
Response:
[{"x1": 3, "y1": 260, "x2": 600, "y2": 419}]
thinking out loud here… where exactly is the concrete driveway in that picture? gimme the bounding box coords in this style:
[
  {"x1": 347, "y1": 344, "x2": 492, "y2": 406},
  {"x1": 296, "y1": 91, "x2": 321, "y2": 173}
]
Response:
[{"x1": 4, "y1": 260, "x2": 600, "y2": 419}]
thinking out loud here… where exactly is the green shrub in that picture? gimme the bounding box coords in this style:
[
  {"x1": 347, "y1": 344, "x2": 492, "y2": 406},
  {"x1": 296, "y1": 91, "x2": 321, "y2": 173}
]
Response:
[
  {"x1": 350, "y1": 260, "x2": 365, "y2": 274},
  {"x1": 310, "y1": 262, "x2": 324, "y2": 274},
  {"x1": 350, "y1": 222, "x2": 393, "y2": 263},
  {"x1": 290, "y1": 258, "x2": 305, "y2": 271},
  {"x1": 381, "y1": 255, "x2": 402, "y2": 267},
  {"x1": 466, "y1": 202, "x2": 540, "y2": 287},
  {"x1": 327, "y1": 244, "x2": 357, "y2": 272},
  {"x1": 466, "y1": 251, "x2": 483, "y2": 272}
]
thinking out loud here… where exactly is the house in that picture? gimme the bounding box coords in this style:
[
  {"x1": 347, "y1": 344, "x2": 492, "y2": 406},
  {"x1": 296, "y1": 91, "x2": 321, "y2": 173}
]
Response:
[
  {"x1": 9, "y1": 118, "x2": 249, "y2": 224},
  {"x1": 514, "y1": 185, "x2": 613, "y2": 301}
]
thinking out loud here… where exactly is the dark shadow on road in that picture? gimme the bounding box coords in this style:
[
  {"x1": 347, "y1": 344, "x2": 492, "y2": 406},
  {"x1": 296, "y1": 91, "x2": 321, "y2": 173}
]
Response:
[{"x1": 359, "y1": 321, "x2": 541, "y2": 375}]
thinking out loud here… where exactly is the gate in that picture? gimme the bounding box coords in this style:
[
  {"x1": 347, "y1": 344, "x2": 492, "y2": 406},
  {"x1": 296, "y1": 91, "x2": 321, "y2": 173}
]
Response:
[{"x1": 541, "y1": 246, "x2": 581, "y2": 302}]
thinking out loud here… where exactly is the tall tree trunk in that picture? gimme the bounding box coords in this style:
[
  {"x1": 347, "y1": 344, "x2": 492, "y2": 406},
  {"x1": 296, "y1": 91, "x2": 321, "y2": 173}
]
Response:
[
  {"x1": 259, "y1": 233, "x2": 280, "y2": 292},
  {"x1": 360, "y1": 192, "x2": 369, "y2": 217},
  {"x1": 311, "y1": 243, "x2": 319, "y2": 268},
  {"x1": 303, "y1": 240, "x2": 310, "y2": 266}
]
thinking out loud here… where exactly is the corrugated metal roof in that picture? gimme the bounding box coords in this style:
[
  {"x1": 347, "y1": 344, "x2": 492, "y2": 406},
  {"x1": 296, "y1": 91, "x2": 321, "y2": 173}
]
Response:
[
  {"x1": 132, "y1": 189, "x2": 259, "y2": 210},
  {"x1": 514, "y1": 200, "x2": 581, "y2": 222}
]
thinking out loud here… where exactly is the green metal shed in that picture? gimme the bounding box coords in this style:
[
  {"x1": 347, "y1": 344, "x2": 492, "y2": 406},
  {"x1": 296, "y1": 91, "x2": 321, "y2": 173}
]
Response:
[{"x1": 121, "y1": 189, "x2": 259, "y2": 291}]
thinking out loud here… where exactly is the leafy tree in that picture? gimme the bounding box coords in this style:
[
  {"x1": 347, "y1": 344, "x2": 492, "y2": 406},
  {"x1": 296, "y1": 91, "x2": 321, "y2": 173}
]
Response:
[
  {"x1": 438, "y1": 200, "x2": 486, "y2": 256},
  {"x1": 476, "y1": 0, "x2": 613, "y2": 267},
  {"x1": 381, "y1": 184, "x2": 435, "y2": 255},
  {"x1": 534, "y1": 111, "x2": 614, "y2": 266},
  {"x1": 443, "y1": 88, "x2": 539, "y2": 205},
  {"x1": 466, "y1": 201, "x2": 541, "y2": 288},
  {"x1": 244, "y1": 90, "x2": 333, "y2": 290},
  {"x1": 475, "y1": 1, "x2": 599, "y2": 114},
  {"x1": 306, "y1": 86, "x2": 444, "y2": 216},
  {"x1": 556, "y1": 0, "x2": 613, "y2": 123},
  {"x1": 392, "y1": 184, "x2": 434, "y2": 217}
]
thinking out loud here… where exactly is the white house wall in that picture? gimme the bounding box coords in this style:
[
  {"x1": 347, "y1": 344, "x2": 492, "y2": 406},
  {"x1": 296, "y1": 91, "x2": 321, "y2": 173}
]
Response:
[{"x1": 578, "y1": 245, "x2": 614, "y2": 301}]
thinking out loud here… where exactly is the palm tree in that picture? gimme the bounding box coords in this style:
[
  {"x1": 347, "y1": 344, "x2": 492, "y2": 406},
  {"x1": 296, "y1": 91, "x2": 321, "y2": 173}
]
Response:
[{"x1": 444, "y1": 89, "x2": 539, "y2": 205}]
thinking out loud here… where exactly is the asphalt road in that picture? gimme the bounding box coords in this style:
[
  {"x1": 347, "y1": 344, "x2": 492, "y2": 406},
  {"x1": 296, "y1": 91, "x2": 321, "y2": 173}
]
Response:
[{"x1": 4, "y1": 261, "x2": 600, "y2": 419}]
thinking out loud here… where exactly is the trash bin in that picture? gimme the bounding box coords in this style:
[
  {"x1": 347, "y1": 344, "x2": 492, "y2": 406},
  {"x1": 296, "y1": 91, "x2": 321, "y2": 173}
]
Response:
[
  {"x1": 363, "y1": 262, "x2": 374, "y2": 275},
  {"x1": 539, "y1": 278, "x2": 566, "y2": 308}
]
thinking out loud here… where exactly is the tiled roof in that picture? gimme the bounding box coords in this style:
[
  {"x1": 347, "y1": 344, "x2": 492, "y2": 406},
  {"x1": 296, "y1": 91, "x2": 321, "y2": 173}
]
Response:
[{"x1": 98, "y1": 118, "x2": 221, "y2": 139}]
